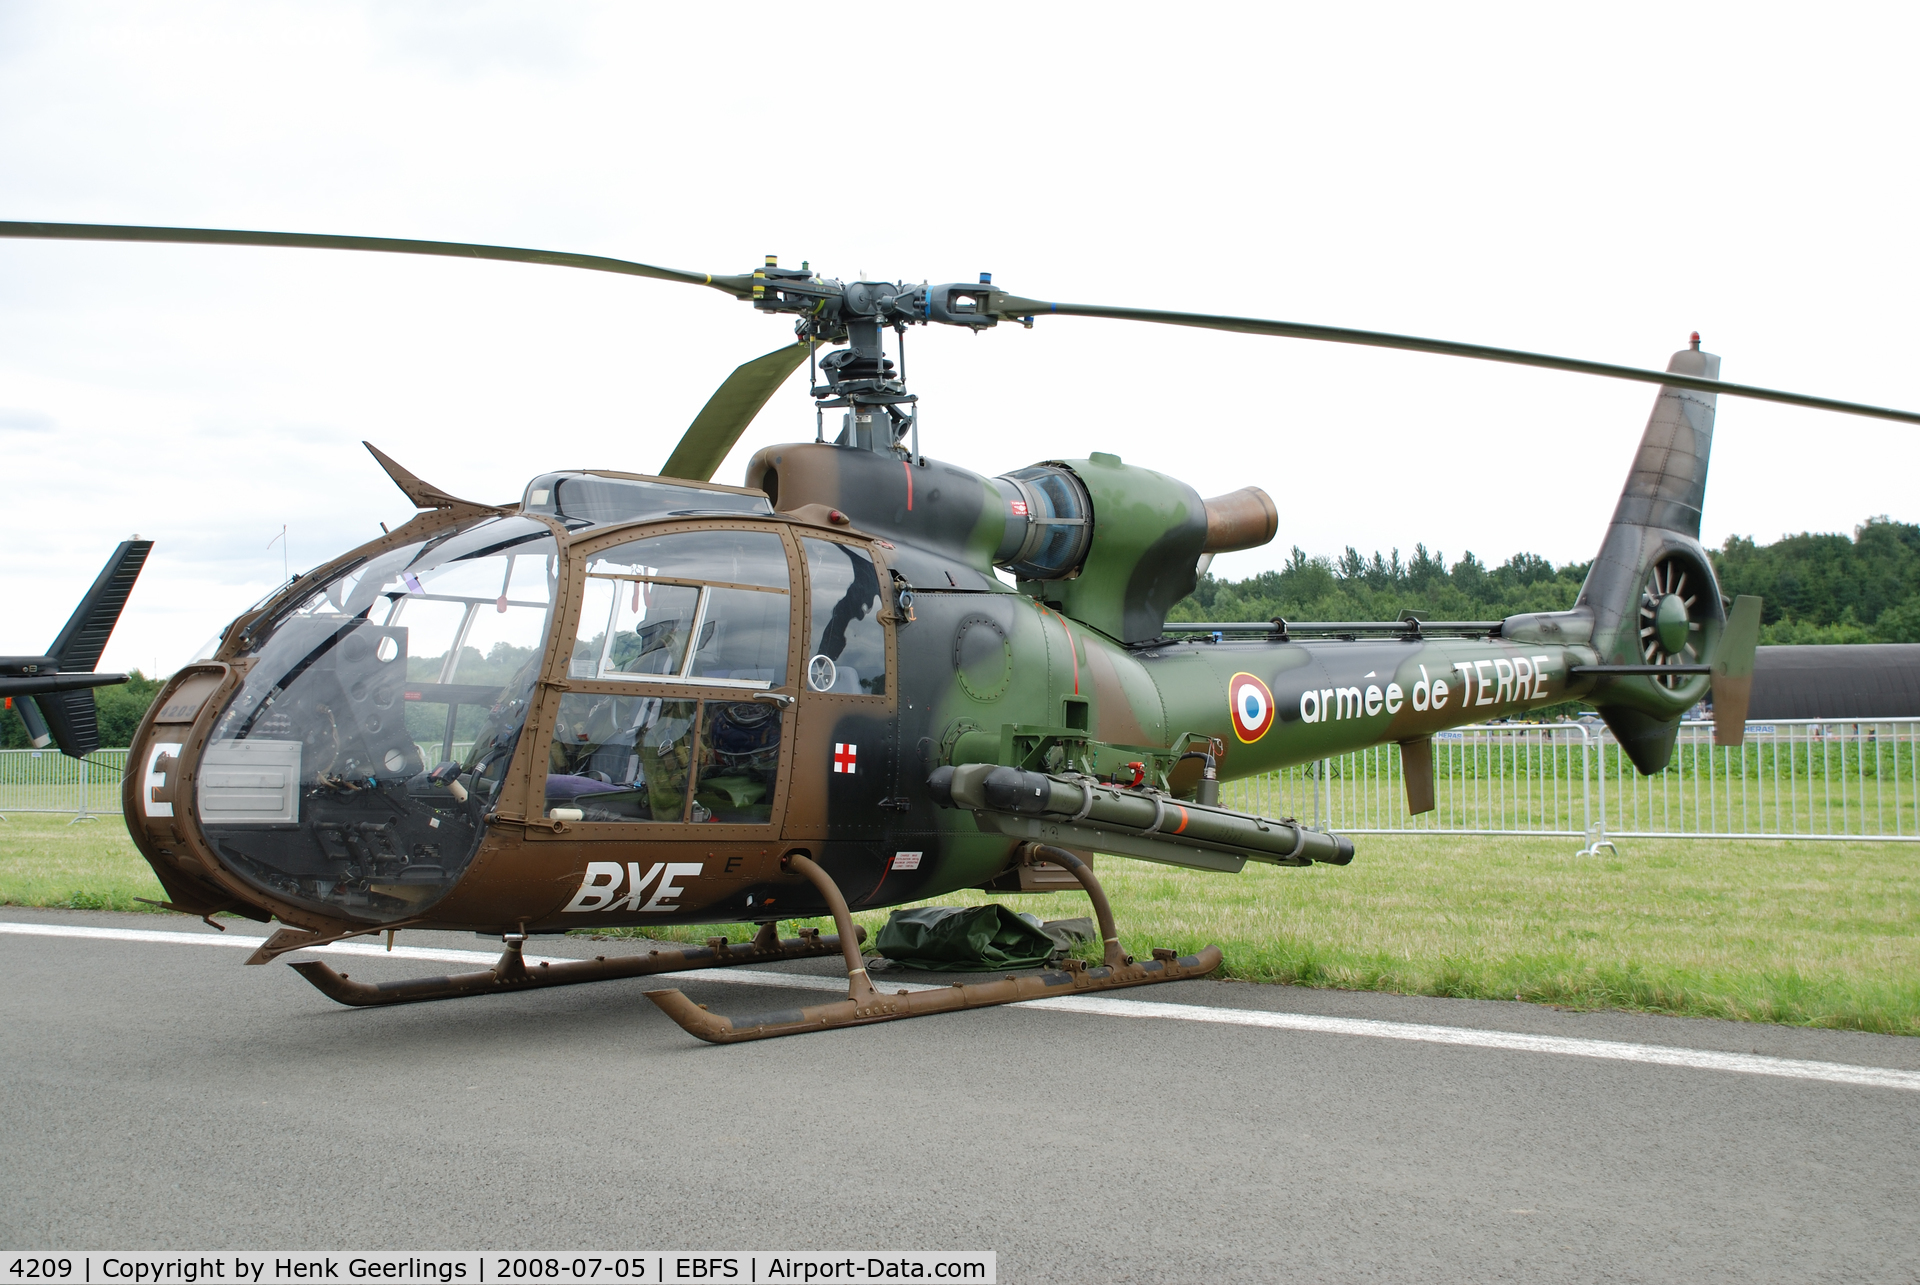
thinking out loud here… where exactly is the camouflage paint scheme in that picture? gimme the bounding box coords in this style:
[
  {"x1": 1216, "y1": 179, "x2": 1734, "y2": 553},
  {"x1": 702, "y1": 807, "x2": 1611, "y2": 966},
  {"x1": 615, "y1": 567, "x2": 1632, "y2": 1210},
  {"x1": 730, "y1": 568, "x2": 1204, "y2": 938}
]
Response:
[{"x1": 121, "y1": 343, "x2": 1728, "y2": 942}]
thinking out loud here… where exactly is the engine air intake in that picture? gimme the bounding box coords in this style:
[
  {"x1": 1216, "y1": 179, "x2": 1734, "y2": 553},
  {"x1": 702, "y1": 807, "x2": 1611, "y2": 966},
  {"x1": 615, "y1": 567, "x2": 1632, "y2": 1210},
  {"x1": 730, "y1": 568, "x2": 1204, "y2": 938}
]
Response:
[{"x1": 993, "y1": 464, "x2": 1092, "y2": 580}]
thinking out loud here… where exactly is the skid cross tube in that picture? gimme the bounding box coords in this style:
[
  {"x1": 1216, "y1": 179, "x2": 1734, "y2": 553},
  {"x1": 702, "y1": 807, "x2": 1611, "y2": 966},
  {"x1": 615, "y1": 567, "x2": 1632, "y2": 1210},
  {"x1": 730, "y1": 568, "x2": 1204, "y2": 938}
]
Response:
[
  {"x1": 645, "y1": 847, "x2": 1223, "y2": 1043},
  {"x1": 1028, "y1": 844, "x2": 1130, "y2": 968},
  {"x1": 287, "y1": 921, "x2": 864, "y2": 1008}
]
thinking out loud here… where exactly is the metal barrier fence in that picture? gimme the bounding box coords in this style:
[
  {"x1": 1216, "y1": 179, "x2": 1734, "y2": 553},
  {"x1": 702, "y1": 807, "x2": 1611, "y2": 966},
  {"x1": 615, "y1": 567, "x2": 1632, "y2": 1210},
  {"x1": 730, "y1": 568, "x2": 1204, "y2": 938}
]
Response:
[
  {"x1": 1223, "y1": 718, "x2": 1920, "y2": 849},
  {"x1": 0, "y1": 748, "x2": 130, "y2": 823},
  {"x1": 7, "y1": 724, "x2": 1918, "y2": 846},
  {"x1": 1599, "y1": 719, "x2": 1920, "y2": 842},
  {"x1": 1224, "y1": 723, "x2": 1602, "y2": 846},
  {"x1": 0, "y1": 743, "x2": 476, "y2": 825},
  {"x1": 0, "y1": 741, "x2": 472, "y2": 822}
]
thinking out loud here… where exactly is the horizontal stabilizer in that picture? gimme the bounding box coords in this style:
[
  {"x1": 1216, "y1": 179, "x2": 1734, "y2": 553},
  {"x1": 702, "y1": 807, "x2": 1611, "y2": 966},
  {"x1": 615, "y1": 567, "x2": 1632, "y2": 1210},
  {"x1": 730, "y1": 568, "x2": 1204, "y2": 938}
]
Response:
[{"x1": 0, "y1": 670, "x2": 129, "y2": 697}]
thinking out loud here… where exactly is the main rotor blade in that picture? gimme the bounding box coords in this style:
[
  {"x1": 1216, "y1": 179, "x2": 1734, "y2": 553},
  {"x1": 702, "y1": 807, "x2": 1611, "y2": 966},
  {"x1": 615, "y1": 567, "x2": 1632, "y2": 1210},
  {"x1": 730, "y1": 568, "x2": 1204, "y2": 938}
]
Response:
[
  {"x1": 659, "y1": 341, "x2": 816, "y2": 482},
  {"x1": 0, "y1": 221, "x2": 756, "y2": 299},
  {"x1": 990, "y1": 295, "x2": 1920, "y2": 425}
]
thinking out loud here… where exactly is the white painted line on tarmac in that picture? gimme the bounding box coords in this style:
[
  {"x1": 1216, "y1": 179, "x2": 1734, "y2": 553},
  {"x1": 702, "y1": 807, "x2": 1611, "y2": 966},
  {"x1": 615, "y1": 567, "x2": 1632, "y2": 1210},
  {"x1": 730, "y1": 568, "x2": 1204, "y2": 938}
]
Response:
[
  {"x1": 1019, "y1": 994, "x2": 1920, "y2": 1093},
  {"x1": 0, "y1": 921, "x2": 553, "y2": 965},
  {"x1": 8, "y1": 920, "x2": 1918, "y2": 1093}
]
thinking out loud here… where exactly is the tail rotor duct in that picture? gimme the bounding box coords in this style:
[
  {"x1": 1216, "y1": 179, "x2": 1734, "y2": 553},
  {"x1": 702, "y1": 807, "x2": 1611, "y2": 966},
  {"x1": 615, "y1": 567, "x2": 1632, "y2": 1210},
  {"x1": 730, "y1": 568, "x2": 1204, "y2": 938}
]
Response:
[{"x1": 1637, "y1": 555, "x2": 1711, "y2": 689}]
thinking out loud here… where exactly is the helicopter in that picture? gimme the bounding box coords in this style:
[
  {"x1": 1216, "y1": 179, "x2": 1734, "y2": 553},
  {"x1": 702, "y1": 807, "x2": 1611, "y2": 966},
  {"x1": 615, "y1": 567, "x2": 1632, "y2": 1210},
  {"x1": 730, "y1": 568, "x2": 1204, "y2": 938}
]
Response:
[{"x1": 5, "y1": 220, "x2": 1915, "y2": 1044}]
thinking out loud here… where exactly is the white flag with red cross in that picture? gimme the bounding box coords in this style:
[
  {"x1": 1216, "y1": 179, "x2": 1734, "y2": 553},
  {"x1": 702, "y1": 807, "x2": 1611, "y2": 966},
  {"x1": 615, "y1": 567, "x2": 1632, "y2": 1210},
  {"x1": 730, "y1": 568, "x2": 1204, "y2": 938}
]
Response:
[{"x1": 833, "y1": 743, "x2": 857, "y2": 774}]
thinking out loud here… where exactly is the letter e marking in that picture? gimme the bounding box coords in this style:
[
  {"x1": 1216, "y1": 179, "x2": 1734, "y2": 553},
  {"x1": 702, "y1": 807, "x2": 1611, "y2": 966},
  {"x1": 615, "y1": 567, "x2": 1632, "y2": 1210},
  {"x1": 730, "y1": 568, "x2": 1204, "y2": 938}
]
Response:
[{"x1": 641, "y1": 862, "x2": 704, "y2": 913}]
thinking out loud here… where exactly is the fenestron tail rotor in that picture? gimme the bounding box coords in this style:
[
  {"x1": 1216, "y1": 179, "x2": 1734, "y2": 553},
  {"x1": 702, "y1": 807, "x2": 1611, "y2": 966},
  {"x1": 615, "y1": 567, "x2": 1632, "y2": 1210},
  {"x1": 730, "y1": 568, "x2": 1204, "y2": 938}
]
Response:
[{"x1": 1637, "y1": 556, "x2": 1708, "y2": 689}]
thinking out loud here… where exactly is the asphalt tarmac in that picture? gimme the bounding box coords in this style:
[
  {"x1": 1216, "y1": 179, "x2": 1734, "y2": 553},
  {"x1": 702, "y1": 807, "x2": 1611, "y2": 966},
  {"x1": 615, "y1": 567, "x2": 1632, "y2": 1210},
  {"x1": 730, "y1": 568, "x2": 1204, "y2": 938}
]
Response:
[{"x1": 3, "y1": 907, "x2": 1917, "y2": 1283}]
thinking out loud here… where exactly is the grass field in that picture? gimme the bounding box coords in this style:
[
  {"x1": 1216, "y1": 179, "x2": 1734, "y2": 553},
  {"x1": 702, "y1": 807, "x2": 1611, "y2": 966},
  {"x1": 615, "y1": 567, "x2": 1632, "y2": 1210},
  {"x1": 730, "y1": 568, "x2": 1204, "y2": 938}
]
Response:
[
  {"x1": 3, "y1": 812, "x2": 1915, "y2": 1036},
  {"x1": 0, "y1": 813, "x2": 166, "y2": 910}
]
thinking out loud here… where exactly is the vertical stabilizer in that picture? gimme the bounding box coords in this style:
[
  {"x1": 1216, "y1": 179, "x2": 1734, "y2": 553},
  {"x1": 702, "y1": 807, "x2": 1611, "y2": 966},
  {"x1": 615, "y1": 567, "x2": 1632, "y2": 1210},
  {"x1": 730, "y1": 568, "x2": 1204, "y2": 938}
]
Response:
[
  {"x1": 1610, "y1": 336, "x2": 1720, "y2": 538},
  {"x1": 26, "y1": 539, "x2": 153, "y2": 759},
  {"x1": 37, "y1": 688, "x2": 100, "y2": 760},
  {"x1": 47, "y1": 539, "x2": 151, "y2": 675},
  {"x1": 1579, "y1": 338, "x2": 1729, "y2": 774}
]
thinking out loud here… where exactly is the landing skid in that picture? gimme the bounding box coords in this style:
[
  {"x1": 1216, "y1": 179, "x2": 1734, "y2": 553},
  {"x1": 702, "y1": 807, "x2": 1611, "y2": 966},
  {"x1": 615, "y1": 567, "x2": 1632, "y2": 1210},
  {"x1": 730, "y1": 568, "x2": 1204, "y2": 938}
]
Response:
[
  {"x1": 646, "y1": 846, "x2": 1223, "y2": 1043},
  {"x1": 288, "y1": 922, "x2": 864, "y2": 1008}
]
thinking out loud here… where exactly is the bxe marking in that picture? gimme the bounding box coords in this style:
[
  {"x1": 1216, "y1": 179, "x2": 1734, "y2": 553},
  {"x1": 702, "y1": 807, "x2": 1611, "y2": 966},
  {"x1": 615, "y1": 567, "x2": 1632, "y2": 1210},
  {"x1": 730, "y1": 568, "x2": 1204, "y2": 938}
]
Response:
[
  {"x1": 563, "y1": 861, "x2": 702, "y2": 913},
  {"x1": 834, "y1": 742, "x2": 857, "y2": 774},
  {"x1": 1228, "y1": 672, "x2": 1275, "y2": 743}
]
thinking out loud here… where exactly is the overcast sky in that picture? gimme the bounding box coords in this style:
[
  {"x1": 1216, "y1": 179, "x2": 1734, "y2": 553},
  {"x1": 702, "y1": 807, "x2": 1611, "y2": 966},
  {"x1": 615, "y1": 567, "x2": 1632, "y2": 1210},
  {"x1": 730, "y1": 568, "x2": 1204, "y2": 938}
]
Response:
[{"x1": 3, "y1": 2, "x2": 1917, "y2": 677}]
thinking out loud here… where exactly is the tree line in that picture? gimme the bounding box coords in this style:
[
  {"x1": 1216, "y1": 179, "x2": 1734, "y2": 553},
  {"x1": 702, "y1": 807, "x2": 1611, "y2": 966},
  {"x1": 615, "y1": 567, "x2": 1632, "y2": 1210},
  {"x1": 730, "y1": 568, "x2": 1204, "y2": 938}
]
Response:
[
  {"x1": 1172, "y1": 515, "x2": 1920, "y2": 645},
  {"x1": 5, "y1": 517, "x2": 1916, "y2": 750},
  {"x1": 2, "y1": 672, "x2": 163, "y2": 753}
]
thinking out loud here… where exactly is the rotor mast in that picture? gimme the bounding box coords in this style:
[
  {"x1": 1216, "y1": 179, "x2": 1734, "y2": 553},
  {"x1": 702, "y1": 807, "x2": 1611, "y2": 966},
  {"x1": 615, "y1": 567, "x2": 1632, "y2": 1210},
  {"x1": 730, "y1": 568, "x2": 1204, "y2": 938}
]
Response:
[{"x1": 750, "y1": 258, "x2": 1017, "y2": 460}]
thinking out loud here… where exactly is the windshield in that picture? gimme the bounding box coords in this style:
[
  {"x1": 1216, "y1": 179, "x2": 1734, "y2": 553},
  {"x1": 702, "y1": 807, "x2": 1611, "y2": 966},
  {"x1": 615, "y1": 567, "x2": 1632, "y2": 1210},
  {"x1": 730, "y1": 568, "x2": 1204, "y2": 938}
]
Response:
[{"x1": 196, "y1": 517, "x2": 558, "y2": 922}]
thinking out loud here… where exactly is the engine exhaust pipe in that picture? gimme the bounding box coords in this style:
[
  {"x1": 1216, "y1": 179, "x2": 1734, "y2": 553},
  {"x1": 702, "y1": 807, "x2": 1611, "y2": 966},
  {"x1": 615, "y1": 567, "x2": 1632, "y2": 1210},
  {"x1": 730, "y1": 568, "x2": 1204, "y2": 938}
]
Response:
[{"x1": 1201, "y1": 486, "x2": 1279, "y2": 554}]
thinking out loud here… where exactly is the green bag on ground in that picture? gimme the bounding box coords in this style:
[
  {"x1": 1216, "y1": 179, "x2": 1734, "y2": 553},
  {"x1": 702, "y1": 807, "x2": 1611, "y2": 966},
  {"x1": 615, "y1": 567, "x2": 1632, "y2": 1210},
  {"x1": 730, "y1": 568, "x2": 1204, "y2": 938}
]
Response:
[{"x1": 874, "y1": 904, "x2": 1062, "y2": 971}]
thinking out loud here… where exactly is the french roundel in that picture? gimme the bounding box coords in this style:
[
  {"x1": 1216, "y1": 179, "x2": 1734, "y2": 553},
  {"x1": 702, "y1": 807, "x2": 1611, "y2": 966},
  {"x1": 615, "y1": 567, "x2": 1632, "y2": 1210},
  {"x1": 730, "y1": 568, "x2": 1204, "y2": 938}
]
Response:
[{"x1": 1229, "y1": 672, "x2": 1275, "y2": 743}]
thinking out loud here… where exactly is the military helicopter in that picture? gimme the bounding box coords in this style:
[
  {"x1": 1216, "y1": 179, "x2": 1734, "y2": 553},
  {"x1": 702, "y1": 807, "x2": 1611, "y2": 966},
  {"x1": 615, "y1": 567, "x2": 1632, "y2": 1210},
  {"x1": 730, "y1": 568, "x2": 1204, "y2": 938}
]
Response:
[{"x1": 5, "y1": 220, "x2": 1916, "y2": 1043}]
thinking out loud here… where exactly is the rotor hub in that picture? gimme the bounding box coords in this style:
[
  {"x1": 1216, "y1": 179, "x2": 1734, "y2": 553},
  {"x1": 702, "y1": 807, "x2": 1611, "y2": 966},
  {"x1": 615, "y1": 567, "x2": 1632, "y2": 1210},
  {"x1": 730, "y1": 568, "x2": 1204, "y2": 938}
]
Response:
[{"x1": 1654, "y1": 593, "x2": 1691, "y2": 654}]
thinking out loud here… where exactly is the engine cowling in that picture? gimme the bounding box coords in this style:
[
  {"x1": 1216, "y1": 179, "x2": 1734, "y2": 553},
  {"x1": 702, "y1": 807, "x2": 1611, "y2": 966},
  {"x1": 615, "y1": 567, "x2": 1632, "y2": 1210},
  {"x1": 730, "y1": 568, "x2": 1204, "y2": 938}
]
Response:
[{"x1": 746, "y1": 443, "x2": 1277, "y2": 642}]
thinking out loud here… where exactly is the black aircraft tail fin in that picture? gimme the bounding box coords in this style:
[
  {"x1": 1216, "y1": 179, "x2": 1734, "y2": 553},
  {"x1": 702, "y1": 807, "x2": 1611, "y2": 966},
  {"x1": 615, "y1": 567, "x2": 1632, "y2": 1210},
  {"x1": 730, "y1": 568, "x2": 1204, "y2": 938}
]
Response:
[
  {"x1": 47, "y1": 539, "x2": 152, "y2": 674},
  {"x1": 34, "y1": 539, "x2": 153, "y2": 759},
  {"x1": 37, "y1": 688, "x2": 101, "y2": 760}
]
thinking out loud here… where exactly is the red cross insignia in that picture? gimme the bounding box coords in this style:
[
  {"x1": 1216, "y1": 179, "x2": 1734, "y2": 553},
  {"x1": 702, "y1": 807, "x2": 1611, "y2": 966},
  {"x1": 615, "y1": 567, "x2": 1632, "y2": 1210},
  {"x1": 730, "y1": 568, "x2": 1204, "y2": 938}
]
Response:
[{"x1": 833, "y1": 743, "x2": 857, "y2": 774}]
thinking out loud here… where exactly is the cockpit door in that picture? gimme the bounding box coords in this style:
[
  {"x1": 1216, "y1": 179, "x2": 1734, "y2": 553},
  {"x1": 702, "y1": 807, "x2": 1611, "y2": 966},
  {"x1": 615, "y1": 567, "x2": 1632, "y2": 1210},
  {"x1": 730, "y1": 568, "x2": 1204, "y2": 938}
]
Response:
[
  {"x1": 789, "y1": 535, "x2": 898, "y2": 840},
  {"x1": 521, "y1": 520, "x2": 801, "y2": 836}
]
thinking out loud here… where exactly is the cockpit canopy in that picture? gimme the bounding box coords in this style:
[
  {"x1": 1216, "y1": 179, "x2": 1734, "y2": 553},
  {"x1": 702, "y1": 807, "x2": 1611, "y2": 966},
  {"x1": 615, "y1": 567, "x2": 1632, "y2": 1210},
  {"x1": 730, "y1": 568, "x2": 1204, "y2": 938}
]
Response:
[
  {"x1": 520, "y1": 470, "x2": 772, "y2": 528},
  {"x1": 198, "y1": 515, "x2": 558, "y2": 921}
]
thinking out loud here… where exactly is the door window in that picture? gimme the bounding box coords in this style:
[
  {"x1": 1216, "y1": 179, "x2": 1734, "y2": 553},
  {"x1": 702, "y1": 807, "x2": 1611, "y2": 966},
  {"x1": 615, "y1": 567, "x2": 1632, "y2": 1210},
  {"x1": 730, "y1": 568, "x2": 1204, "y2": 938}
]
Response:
[
  {"x1": 545, "y1": 693, "x2": 782, "y2": 824},
  {"x1": 574, "y1": 530, "x2": 790, "y2": 688},
  {"x1": 573, "y1": 579, "x2": 701, "y2": 679},
  {"x1": 694, "y1": 701, "x2": 783, "y2": 823},
  {"x1": 547, "y1": 693, "x2": 699, "y2": 821},
  {"x1": 801, "y1": 538, "x2": 886, "y2": 695}
]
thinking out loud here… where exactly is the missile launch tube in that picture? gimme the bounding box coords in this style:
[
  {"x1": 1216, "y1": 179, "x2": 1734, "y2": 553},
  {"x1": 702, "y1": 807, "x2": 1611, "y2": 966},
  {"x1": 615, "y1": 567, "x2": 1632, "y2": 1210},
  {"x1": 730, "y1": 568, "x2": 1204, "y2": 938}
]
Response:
[{"x1": 932, "y1": 764, "x2": 1354, "y2": 866}]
